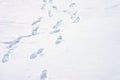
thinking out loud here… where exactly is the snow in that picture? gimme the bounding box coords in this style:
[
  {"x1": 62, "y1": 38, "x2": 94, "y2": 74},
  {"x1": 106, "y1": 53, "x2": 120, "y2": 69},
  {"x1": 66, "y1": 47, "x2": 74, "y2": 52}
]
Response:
[{"x1": 0, "y1": 0, "x2": 120, "y2": 80}]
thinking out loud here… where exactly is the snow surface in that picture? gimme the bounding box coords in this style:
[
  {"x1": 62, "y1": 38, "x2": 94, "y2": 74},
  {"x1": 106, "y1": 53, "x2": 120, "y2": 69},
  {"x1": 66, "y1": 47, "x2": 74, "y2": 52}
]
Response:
[{"x1": 0, "y1": 0, "x2": 120, "y2": 80}]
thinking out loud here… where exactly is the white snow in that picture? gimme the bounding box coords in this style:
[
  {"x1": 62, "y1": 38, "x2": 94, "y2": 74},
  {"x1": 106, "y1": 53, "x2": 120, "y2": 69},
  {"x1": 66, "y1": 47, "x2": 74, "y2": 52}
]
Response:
[{"x1": 0, "y1": 0, "x2": 120, "y2": 80}]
